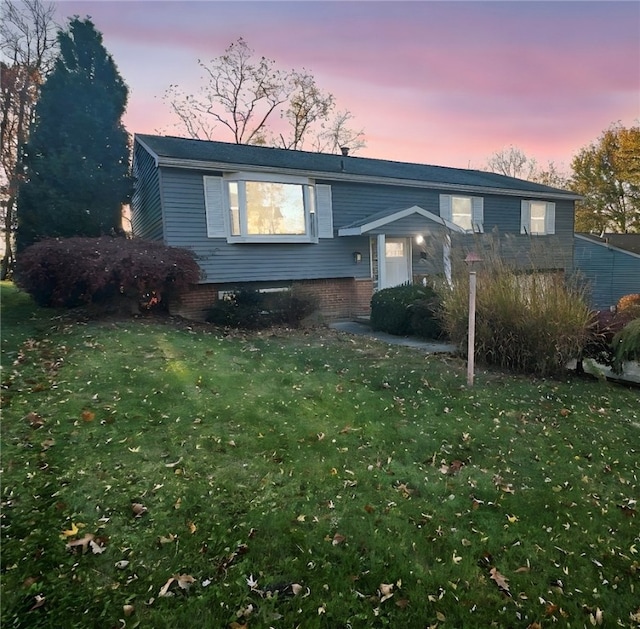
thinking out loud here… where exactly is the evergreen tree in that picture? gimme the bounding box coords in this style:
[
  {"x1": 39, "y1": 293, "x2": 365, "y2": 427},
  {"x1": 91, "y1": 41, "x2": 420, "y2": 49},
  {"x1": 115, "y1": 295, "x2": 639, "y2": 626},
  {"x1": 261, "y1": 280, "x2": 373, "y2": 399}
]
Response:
[{"x1": 16, "y1": 17, "x2": 131, "y2": 251}]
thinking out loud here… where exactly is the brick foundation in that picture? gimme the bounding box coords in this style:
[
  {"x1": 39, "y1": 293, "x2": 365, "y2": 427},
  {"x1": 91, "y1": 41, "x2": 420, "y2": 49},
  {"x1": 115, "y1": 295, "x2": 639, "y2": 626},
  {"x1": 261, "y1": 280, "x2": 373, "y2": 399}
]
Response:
[{"x1": 169, "y1": 278, "x2": 373, "y2": 322}]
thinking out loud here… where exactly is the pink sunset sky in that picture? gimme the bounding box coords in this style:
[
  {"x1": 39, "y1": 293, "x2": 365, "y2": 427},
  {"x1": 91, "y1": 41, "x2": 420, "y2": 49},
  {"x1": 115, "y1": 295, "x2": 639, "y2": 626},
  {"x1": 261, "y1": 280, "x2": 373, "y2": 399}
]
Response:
[{"x1": 54, "y1": 0, "x2": 639, "y2": 171}]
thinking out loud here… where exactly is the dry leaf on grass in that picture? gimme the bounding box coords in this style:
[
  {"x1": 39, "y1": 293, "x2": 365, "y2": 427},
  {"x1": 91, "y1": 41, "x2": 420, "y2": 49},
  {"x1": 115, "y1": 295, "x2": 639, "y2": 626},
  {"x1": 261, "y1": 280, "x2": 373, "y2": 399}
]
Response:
[
  {"x1": 489, "y1": 567, "x2": 511, "y2": 595},
  {"x1": 65, "y1": 533, "x2": 95, "y2": 554},
  {"x1": 158, "y1": 574, "x2": 196, "y2": 597},
  {"x1": 61, "y1": 522, "x2": 80, "y2": 538},
  {"x1": 378, "y1": 582, "x2": 394, "y2": 603},
  {"x1": 331, "y1": 533, "x2": 346, "y2": 546},
  {"x1": 131, "y1": 502, "x2": 147, "y2": 517},
  {"x1": 29, "y1": 594, "x2": 46, "y2": 611},
  {"x1": 25, "y1": 412, "x2": 45, "y2": 429}
]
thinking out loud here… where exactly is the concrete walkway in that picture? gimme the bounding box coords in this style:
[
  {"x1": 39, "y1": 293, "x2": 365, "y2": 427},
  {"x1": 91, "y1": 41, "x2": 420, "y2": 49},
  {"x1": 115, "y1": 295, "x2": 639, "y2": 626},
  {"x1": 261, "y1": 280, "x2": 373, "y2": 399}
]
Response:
[{"x1": 329, "y1": 320, "x2": 457, "y2": 354}]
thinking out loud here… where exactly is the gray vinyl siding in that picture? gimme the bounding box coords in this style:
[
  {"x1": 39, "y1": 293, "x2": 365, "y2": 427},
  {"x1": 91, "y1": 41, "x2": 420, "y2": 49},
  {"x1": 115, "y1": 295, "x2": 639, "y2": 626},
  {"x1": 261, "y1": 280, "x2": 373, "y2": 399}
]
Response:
[
  {"x1": 131, "y1": 143, "x2": 164, "y2": 241},
  {"x1": 132, "y1": 143, "x2": 575, "y2": 284},
  {"x1": 332, "y1": 183, "x2": 574, "y2": 271},
  {"x1": 574, "y1": 236, "x2": 640, "y2": 310},
  {"x1": 158, "y1": 168, "x2": 370, "y2": 283}
]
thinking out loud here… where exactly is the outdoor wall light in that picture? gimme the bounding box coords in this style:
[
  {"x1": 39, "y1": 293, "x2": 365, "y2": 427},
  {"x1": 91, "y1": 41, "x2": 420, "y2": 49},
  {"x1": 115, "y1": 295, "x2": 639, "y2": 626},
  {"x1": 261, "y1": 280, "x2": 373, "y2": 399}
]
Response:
[
  {"x1": 353, "y1": 251, "x2": 362, "y2": 263},
  {"x1": 415, "y1": 234, "x2": 424, "y2": 244}
]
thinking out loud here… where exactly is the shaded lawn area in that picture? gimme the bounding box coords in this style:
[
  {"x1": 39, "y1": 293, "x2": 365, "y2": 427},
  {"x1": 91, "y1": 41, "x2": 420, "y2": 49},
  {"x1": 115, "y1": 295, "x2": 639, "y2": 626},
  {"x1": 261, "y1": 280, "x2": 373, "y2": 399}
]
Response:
[{"x1": 1, "y1": 283, "x2": 639, "y2": 628}]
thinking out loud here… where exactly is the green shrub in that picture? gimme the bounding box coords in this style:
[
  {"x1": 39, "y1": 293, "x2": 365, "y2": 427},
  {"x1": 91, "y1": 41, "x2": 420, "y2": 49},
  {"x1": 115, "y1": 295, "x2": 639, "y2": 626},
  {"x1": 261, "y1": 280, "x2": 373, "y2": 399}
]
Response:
[
  {"x1": 370, "y1": 284, "x2": 443, "y2": 338},
  {"x1": 206, "y1": 288, "x2": 317, "y2": 329},
  {"x1": 611, "y1": 318, "x2": 640, "y2": 373},
  {"x1": 438, "y1": 253, "x2": 593, "y2": 377},
  {"x1": 14, "y1": 236, "x2": 201, "y2": 312}
]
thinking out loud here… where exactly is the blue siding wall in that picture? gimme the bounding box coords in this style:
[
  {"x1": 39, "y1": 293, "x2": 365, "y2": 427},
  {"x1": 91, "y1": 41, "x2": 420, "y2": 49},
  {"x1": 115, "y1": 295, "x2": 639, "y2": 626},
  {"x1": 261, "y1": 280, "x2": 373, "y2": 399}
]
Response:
[
  {"x1": 575, "y1": 236, "x2": 640, "y2": 309},
  {"x1": 132, "y1": 155, "x2": 575, "y2": 285},
  {"x1": 158, "y1": 168, "x2": 370, "y2": 283},
  {"x1": 131, "y1": 144, "x2": 164, "y2": 241}
]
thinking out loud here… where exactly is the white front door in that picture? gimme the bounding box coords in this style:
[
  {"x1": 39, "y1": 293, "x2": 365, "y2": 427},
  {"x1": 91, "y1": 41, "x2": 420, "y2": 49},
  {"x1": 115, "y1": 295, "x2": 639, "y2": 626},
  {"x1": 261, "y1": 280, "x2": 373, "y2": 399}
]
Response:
[{"x1": 383, "y1": 237, "x2": 411, "y2": 288}]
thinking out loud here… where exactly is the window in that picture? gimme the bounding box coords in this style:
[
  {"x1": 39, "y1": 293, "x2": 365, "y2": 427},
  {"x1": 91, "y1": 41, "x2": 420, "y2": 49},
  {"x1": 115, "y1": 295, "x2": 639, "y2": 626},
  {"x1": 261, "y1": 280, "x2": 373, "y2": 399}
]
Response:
[
  {"x1": 385, "y1": 241, "x2": 405, "y2": 257},
  {"x1": 228, "y1": 180, "x2": 309, "y2": 237},
  {"x1": 203, "y1": 174, "x2": 333, "y2": 243},
  {"x1": 439, "y1": 195, "x2": 484, "y2": 232},
  {"x1": 520, "y1": 200, "x2": 555, "y2": 235}
]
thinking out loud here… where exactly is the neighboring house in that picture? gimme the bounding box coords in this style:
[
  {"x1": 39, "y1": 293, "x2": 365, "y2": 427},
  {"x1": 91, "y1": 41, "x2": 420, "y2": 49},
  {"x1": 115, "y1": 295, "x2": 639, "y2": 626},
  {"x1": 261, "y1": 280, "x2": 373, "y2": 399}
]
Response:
[
  {"x1": 131, "y1": 134, "x2": 581, "y2": 321},
  {"x1": 574, "y1": 233, "x2": 640, "y2": 310}
]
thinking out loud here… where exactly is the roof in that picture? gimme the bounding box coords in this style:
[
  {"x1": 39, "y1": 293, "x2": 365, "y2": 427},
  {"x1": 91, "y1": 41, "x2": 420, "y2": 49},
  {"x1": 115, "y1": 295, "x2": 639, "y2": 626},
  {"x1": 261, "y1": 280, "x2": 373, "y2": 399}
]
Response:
[
  {"x1": 338, "y1": 205, "x2": 463, "y2": 236},
  {"x1": 135, "y1": 133, "x2": 581, "y2": 201},
  {"x1": 576, "y1": 233, "x2": 640, "y2": 256}
]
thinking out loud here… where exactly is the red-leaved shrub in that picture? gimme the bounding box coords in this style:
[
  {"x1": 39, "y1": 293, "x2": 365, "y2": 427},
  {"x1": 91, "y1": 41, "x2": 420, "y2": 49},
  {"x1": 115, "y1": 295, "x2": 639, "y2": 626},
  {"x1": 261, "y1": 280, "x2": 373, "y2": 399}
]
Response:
[{"x1": 15, "y1": 236, "x2": 201, "y2": 312}]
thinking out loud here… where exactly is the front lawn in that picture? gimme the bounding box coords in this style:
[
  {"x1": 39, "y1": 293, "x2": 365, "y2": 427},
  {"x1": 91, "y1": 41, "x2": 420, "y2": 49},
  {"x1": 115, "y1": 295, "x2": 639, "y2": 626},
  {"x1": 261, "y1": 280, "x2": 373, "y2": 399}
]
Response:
[{"x1": 1, "y1": 283, "x2": 638, "y2": 628}]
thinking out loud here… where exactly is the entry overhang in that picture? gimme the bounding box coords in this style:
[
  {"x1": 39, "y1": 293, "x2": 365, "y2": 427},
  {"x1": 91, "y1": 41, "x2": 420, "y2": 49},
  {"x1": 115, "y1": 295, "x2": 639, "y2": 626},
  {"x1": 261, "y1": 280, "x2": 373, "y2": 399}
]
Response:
[{"x1": 337, "y1": 205, "x2": 465, "y2": 236}]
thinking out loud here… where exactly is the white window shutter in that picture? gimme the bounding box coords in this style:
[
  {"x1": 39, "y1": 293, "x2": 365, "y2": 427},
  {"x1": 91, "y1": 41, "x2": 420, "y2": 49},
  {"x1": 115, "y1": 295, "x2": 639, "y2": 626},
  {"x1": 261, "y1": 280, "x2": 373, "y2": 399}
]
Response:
[
  {"x1": 439, "y1": 195, "x2": 453, "y2": 222},
  {"x1": 203, "y1": 176, "x2": 226, "y2": 238},
  {"x1": 545, "y1": 202, "x2": 556, "y2": 235},
  {"x1": 316, "y1": 184, "x2": 333, "y2": 239},
  {"x1": 520, "y1": 200, "x2": 530, "y2": 234},
  {"x1": 472, "y1": 197, "x2": 484, "y2": 233}
]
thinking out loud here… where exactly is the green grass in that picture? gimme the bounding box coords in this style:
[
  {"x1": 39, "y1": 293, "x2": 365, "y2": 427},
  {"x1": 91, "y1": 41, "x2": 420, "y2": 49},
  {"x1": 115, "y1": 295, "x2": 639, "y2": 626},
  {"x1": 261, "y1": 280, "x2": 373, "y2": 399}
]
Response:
[{"x1": 1, "y1": 283, "x2": 639, "y2": 628}]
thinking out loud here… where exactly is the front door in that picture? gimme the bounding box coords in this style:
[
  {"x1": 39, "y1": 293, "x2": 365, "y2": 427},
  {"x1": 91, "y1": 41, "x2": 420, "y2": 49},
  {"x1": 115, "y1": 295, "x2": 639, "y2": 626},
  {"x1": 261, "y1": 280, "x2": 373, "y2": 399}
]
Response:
[{"x1": 383, "y1": 237, "x2": 411, "y2": 288}]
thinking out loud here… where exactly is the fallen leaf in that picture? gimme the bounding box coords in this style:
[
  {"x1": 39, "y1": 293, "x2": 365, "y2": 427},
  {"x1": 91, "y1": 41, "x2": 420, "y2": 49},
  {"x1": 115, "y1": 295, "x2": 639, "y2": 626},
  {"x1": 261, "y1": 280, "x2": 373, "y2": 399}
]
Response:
[
  {"x1": 131, "y1": 502, "x2": 147, "y2": 517},
  {"x1": 291, "y1": 583, "x2": 307, "y2": 597},
  {"x1": 115, "y1": 560, "x2": 130, "y2": 570},
  {"x1": 61, "y1": 522, "x2": 80, "y2": 538},
  {"x1": 123, "y1": 604, "x2": 135, "y2": 617},
  {"x1": 332, "y1": 533, "x2": 346, "y2": 546},
  {"x1": 378, "y1": 582, "x2": 394, "y2": 602},
  {"x1": 25, "y1": 412, "x2": 45, "y2": 429},
  {"x1": 66, "y1": 533, "x2": 95, "y2": 554},
  {"x1": 40, "y1": 438, "x2": 55, "y2": 451},
  {"x1": 364, "y1": 504, "x2": 375, "y2": 514},
  {"x1": 29, "y1": 594, "x2": 46, "y2": 611},
  {"x1": 158, "y1": 577, "x2": 175, "y2": 597},
  {"x1": 89, "y1": 540, "x2": 106, "y2": 554},
  {"x1": 159, "y1": 534, "x2": 177, "y2": 545},
  {"x1": 187, "y1": 521, "x2": 197, "y2": 534},
  {"x1": 176, "y1": 574, "x2": 195, "y2": 590},
  {"x1": 81, "y1": 410, "x2": 95, "y2": 422},
  {"x1": 489, "y1": 567, "x2": 511, "y2": 594},
  {"x1": 447, "y1": 460, "x2": 465, "y2": 475}
]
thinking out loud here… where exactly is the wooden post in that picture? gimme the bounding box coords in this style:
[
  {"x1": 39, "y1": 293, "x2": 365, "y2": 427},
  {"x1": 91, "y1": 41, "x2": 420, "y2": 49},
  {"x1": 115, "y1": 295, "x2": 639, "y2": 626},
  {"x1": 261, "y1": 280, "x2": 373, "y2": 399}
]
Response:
[{"x1": 467, "y1": 270, "x2": 477, "y2": 387}]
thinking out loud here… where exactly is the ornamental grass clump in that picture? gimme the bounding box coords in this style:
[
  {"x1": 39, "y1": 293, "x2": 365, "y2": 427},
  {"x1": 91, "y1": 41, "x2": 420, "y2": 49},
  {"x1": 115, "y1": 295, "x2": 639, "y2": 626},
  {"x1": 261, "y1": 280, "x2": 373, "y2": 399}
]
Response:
[
  {"x1": 439, "y1": 248, "x2": 593, "y2": 377},
  {"x1": 612, "y1": 317, "x2": 640, "y2": 373}
]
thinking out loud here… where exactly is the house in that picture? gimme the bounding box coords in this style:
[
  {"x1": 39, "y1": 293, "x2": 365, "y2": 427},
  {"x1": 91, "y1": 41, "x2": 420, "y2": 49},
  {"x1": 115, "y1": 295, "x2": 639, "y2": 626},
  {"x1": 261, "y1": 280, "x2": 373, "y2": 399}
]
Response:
[
  {"x1": 574, "y1": 233, "x2": 640, "y2": 310},
  {"x1": 131, "y1": 134, "x2": 581, "y2": 321}
]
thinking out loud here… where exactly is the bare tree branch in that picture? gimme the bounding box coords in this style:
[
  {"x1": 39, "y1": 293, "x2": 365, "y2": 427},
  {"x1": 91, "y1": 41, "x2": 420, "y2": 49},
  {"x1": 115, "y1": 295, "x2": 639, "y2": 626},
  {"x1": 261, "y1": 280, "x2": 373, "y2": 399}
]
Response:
[
  {"x1": 161, "y1": 37, "x2": 366, "y2": 154},
  {"x1": 0, "y1": 0, "x2": 57, "y2": 278}
]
